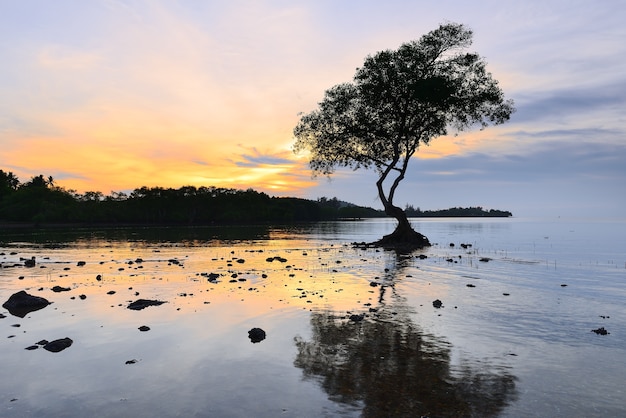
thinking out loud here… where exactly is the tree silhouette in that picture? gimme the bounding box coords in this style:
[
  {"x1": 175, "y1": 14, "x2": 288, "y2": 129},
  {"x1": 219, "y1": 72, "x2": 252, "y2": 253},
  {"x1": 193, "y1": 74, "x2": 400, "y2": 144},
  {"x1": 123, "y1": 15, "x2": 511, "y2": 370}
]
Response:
[{"x1": 294, "y1": 23, "x2": 514, "y2": 249}]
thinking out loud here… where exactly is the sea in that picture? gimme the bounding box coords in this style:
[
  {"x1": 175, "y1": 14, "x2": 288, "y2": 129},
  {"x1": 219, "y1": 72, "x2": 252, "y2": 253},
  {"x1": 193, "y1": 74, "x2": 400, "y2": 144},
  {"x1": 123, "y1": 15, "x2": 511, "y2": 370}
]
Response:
[{"x1": 0, "y1": 217, "x2": 624, "y2": 417}]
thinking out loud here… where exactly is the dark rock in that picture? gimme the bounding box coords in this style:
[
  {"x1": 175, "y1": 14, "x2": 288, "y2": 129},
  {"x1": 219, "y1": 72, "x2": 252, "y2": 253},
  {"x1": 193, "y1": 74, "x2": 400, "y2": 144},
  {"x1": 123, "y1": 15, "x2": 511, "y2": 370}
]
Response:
[
  {"x1": 51, "y1": 286, "x2": 71, "y2": 293},
  {"x1": 466, "y1": 284, "x2": 476, "y2": 288},
  {"x1": 432, "y1": 299, "x2": 443, "y2": 309},
  {"x1": 479, "y1": 257, "x2": 491, "y2": 262},
  {"x1": 25, "y1": 345, "x2": 39, "y2": 350},
  {"x1": 206, "y1": 272, "x2": 220, "y2": 282},
  {"x1": 127, "y1": 299, "x2": 167, "y2": 310},
  {"x1": 37, "y1": 340, "x2": 48, "y2": 345},
  {"x1": 107, "y1": 290, "x2": 116, "y2": 295},
  {"x1": 591, "y1": 327, "x2": 609, "y2": 335},
  {"x1": 138, "y1": 325, "x2": 150, "y2": 332},
  {"x1": 79, "y1": 294, "x2": 87, "y2": 300},
  {"x1": 77, "y1": 261, "x2": 86, "y2": 266},
  {"x1": 125, "y1": 359, "x2": 138, "y2": 364},
  {"x1": 2, "y1": 290, "x2": 51, "y2": 318},
  {"x1": 96, "y1": 274, "x2": 102, "y2": 281},
  {"x1": 349, "y1": 313, "x2": 365, "y2": 322},
  {"x1": 24, "y1": 257, "x2": 36, "y2": 267},
  {"x1": 248, "y1": 327, "x2": 266, "y2": 343},
  {"x1": 43, "y1": 337, "x2": 73, "y2": 352}
]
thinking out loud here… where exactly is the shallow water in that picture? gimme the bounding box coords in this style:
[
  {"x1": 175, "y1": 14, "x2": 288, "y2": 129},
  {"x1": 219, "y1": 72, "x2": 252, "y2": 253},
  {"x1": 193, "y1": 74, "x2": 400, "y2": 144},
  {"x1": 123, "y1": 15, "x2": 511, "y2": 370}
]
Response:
[{"x1": 0, "y1": 218, "x2": 624, "y2": 417}]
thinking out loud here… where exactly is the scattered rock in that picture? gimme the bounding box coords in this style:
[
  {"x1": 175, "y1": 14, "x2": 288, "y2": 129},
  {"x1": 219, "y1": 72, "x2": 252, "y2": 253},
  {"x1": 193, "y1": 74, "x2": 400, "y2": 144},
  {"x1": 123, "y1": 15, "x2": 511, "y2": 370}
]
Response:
[
  {"x1": 125, "y1": 359, "x2": 138, "y2": 365},
  {"x1": 24, "y1": 257, "x2": 36, "y2": 267},
  {"x1": 138, "y1": 325, "x2": 150, "y2": 332},
  {"x1": 248, "y1": 327, "x2": 266, "y2": 343},
  {"x1": 107, "y1": 290, "x2": 116, "y2": 295},
  {"x1": 466, "y1": 284, "x2": 476, "y2": 288},
  {"x1": 43, "y1": 337, "x2": 73, "y2": 352},
  {"x1": 432, "y1": 299, "x2": 443, "y2": 309},
  {"x1": 479, "y1": 257, "x2": 491, "y2": 262},
  {"x1": 79, "y1": 294, "x2": 87, "y2": 300},
  {"x1": 25, "y1": 345, "x2": 39, "y2": 350},
  {"x1": 2, "y1": 290, "x2": 51, "y2": 318},
  {"x1": 77, "y1": 261, "x2": 86, "y2": 266},
  {"x1": 51, "y1": 286, "x2": 71, "y2": 293},
  {"x1": 127, "y1": 299, "x2": 167, "y2": 310}
]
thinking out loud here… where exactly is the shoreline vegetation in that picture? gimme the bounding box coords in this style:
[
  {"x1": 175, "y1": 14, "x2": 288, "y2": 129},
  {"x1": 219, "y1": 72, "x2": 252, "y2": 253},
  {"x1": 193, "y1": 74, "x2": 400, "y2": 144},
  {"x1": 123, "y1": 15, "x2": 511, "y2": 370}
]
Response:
[{"x1": 0, "y1": 172, "x2": 511, "y2": 226}]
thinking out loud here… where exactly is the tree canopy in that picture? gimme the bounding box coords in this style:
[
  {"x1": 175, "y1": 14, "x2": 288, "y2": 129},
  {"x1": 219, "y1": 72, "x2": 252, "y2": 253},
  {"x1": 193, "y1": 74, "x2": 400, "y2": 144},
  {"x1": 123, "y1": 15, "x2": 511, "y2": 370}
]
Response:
[{"x1": 294, "y1": 23, "x2": 514, "y2": 248}]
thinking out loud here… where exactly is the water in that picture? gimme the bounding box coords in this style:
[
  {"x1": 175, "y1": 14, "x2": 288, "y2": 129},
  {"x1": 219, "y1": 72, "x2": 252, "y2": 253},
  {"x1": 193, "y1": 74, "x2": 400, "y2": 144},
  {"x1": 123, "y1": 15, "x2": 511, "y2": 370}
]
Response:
[{"x1": 0, "y1": 218, "x2": 624, "y2": 417}]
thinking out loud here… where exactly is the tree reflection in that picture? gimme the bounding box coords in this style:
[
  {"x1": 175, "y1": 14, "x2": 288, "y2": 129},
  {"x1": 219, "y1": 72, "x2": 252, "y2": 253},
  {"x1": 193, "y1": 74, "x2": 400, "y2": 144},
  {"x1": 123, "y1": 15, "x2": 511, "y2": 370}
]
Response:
[{"x1": 294, "y1": 251, "x2": 517, "y2": 417}]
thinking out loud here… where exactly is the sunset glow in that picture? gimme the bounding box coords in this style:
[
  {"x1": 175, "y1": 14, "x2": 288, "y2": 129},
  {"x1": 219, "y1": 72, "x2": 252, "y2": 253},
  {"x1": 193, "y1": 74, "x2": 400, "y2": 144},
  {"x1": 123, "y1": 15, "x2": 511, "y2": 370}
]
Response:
[{"x1": 2, "y1": 1, "x2": 625, "y2": 216}]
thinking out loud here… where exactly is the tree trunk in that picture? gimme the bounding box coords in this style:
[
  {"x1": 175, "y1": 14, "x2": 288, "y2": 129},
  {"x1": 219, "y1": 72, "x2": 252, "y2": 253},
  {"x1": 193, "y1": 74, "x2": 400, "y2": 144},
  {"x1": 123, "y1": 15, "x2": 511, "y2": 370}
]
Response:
[{"x1": 374, "y1": 203, "x2": 430, "y2": 250}]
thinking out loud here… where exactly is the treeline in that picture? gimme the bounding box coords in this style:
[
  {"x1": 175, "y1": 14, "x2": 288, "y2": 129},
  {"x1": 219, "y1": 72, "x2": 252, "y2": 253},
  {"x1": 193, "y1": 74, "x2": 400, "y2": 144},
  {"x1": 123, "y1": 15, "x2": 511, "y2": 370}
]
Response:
[
  {"x1": 0, "y1": 170, "x2": 380, "y2": 225},
  {"x1": 404, "y1": 205, "x2": 512, "y2": 217},
  {"x1": 0, "y1": 170, "x2": 511, "y2": 225}
]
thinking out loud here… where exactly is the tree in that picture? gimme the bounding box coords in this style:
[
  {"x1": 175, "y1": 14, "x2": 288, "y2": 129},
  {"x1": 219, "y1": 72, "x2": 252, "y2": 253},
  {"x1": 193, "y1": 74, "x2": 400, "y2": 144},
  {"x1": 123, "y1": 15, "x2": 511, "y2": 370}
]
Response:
[{"x1": 293, "y1": 23, "x2": 514, "y2": 249}]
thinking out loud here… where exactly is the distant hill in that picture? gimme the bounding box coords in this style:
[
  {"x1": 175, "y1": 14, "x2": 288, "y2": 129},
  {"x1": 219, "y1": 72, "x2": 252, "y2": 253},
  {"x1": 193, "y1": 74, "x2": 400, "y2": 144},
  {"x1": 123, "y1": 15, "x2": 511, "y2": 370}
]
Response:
[{"x1": 404, "y1": 205, "x2": 512, "y2": 218}]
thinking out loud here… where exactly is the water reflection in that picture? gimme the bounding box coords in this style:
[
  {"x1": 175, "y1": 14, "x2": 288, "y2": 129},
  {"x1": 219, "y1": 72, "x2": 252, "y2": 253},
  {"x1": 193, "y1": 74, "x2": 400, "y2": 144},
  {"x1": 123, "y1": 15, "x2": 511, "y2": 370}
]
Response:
[
  {"x1": 0, "y1": 225, "x2": 271, "y2": 246},
  {"x1": 294, "y1": 251, "x2": 518, "y2": 417}
]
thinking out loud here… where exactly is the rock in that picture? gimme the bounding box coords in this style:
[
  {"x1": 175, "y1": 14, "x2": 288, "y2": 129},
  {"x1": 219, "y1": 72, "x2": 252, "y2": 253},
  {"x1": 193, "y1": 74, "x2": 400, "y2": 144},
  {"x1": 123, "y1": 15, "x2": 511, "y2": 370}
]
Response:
[
  {"x1": 25, "y1": 345, "x2": 39, "y2": 350},
  {"x1": 107, "y1": 290, "x2": 116, "y2": 295},
  {"x1": 432, "y1": 299, "x2": 443, "y2": 309},
  {"x1": 138, "y1": 325, "x2": 150, "y2": 331},
  {"x1": 466, "y1": 284, "x2": 476, "y2": 288},
  {"x1": 51, "y1": 286, "x2": 71, "y2": 293},
  {"x1": 77, "y1": 261, "x2": 86, "y2": 266},
  {"x1": 125, "y1": 359, "x2": 138, "y2": 364},
  {"x1": 349, "y1": 313, "x2": 365, "y2": 322},
  {"x1": 24, "y1": 257, "x2": 36, "y2": 267},
  {"x1": 248, "y1": 327, "x2": 266, "y2": 343},
  {"x1": 96, "y1": 274, "x2": 102, "y2": 281},
  {"x1": 43, "y1": 337, "x2": 73, "y2": 352},
  {"x1": 2, "y1": 290, "x2": 51, "y2": 318},
  {"x1": 591, "y1": 327, "x2": 609, "y2": 335},
  {"x1": 127, "y1": 299, "x2": 167, "y2": 310},
  {"x1": 479, "y1": 257, "x2": 491, "y2": 262}
]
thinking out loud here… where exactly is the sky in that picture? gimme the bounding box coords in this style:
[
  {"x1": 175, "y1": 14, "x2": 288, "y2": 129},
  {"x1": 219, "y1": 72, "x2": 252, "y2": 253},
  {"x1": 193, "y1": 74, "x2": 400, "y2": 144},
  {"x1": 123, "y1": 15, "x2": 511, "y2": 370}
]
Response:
[{"x1": 1, "y1": 0, "x2": 625, "y2": 218}]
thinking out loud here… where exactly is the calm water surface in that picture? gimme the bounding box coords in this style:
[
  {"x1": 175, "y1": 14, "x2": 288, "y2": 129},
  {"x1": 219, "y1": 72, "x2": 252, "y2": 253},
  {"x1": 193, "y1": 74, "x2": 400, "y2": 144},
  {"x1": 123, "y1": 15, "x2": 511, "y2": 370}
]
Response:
[{"x1": 0, "y1": 218, "x2": 624, "y2": 417}]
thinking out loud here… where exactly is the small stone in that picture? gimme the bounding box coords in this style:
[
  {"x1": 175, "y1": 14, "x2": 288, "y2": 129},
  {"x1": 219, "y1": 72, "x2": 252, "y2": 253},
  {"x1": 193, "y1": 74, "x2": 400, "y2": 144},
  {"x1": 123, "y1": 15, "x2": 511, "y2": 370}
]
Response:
[
  {"x1": 138, "y1": 325, "x2": 150, "y2": 332},
  {"x1": 432, "y1": 299, "x2": 443, "y2": 309},
  {"x1": 248, "y1": 327, "x2": 266, "y2": 343},
  {"x1": 591, "y1": 327, "x2": 609, "y2": 335},
  {"x1": 127, "y1": 299, "x2": 166, "y2": 310},
  {"x1": 43, "y1": 337, "x2": 73, "y2": 352}
]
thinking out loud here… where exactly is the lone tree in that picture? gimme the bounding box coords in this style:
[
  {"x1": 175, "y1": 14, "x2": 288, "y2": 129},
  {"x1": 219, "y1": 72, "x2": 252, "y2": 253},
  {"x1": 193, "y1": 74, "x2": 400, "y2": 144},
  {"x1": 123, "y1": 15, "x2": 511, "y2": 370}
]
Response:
[{"x1": 293, "y1": 23, "x2": 514, "y2": 249}]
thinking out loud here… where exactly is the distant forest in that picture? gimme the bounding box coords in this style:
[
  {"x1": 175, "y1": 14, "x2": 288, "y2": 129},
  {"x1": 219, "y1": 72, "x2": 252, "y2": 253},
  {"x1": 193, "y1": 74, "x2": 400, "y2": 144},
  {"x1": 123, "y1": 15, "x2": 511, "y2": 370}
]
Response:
[{"x1": 0, "y1": 170, "x2": 511, "y2": 225}]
